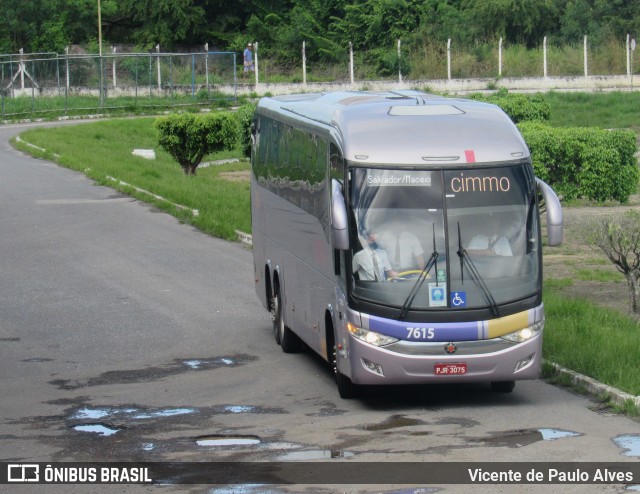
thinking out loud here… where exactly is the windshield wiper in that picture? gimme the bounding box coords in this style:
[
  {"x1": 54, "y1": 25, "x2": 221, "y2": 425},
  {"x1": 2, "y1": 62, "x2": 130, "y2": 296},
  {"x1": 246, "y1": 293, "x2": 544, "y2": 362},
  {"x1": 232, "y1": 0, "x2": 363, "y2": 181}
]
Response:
[
  {"x1": 456, "y1": 223, "x2": 501, "y2": 317},
  {"x1": 397, "y1": 224, "x2": 439, "y2": 320}
]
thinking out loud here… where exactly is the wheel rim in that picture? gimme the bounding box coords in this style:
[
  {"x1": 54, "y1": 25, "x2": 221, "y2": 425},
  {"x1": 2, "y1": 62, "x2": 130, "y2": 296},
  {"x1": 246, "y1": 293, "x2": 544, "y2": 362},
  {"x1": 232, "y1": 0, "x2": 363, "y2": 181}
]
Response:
[{"x1": 272, "y1": 292, "x2": 282, "y2": 343}]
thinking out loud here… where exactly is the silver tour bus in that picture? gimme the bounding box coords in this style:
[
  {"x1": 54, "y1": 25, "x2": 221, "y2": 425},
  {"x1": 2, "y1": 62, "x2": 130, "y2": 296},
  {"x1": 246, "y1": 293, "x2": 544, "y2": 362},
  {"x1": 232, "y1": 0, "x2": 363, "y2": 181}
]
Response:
[{"x1": 250, "y1": 91, "x2": 562, "y2": 398}]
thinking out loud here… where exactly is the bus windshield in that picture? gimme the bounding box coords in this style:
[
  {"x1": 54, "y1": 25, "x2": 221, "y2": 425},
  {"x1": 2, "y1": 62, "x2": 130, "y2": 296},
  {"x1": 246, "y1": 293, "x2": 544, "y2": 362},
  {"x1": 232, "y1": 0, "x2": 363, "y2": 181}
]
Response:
[{"x1": 348, "y1": 164, "x2": 540, "y2": 313}]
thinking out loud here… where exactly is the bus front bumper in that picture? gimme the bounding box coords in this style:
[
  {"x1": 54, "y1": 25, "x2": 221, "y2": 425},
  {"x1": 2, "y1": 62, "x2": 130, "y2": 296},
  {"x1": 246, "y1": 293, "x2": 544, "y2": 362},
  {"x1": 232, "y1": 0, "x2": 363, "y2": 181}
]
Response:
[{"x1": 345, "y1": 333, "x2": 542, "y2": 385}]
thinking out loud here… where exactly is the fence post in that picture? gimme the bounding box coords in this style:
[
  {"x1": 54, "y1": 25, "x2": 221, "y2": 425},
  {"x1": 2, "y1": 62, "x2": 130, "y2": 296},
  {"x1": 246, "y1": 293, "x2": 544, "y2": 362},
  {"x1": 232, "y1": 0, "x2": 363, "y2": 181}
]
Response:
[
  {"x1": 632, "y1": 38, "x2": 637, "y2": 89},
  {"x1": 498, "y1": 37, "x2": 503, "y2": 77},
  {"x1": 204, "y1": 43, "x2": 209, "y2": 92},
  {"x1": 112, "y1": 47, "x2": 117, "y2": 89},
  {"x1": 192, "y1": 53, "x2": 196, "y2": 97},
  {"x1": 398, "y1": 39, "x2": 402, "y2": 83},
  {"x1": 156, "y1": 44, "x2": 161, "y2": 91},
  {"x1": 19, "y1": 48, "x2": 25, "y2": 91},
  {"x1": 626, "y1": 34, "x2": 631, "y2": 77},
  {"x1": 349, "y1": 42, "x2": 354, "y2": 85},
  {"x1": 543, "y1": 36, "x2": 548, "y2": 77},
  {"x1": 302, "y1": 41, "x2": 307, "y2": 85},
  {"x1": 447, "y1": 39, "x2": 452, "y2": 80},
  {"x1": 65, "y1": 47, "x2": 70, "y2": 94},
  {"x1": 583, "y1": 35, "x2": 588, "y2": 77},
  {"x1": 254, "y1": 42, "x2": 259, "y2": 85}
]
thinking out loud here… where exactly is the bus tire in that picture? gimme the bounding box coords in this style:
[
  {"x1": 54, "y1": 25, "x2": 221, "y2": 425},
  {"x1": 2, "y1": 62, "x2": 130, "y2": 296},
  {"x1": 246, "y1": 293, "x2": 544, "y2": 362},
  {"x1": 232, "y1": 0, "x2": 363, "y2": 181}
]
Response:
[
  {"x1": 271, "y1": 290, "x2": 282, "y2": 345},
  {"x1": 273, "y1": 289, "x2": 302, "y2": 353},
  {"x1": 491, "y1": 380, "x2": 515, "y2": 393}
]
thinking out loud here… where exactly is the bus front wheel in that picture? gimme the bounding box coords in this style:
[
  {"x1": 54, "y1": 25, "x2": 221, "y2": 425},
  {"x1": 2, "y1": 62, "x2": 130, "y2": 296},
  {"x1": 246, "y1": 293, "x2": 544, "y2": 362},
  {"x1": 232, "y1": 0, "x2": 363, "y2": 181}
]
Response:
[{"x1": 331, "y1": 329, "x2": 357, "y2": 399}]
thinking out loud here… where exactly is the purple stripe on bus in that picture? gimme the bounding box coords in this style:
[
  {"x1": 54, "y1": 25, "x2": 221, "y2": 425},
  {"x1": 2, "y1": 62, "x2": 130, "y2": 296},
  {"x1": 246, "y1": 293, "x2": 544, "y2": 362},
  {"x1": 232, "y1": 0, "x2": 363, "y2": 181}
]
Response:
[{"x1": 366, "y1": 314, "x2": 480, "y2": 342}]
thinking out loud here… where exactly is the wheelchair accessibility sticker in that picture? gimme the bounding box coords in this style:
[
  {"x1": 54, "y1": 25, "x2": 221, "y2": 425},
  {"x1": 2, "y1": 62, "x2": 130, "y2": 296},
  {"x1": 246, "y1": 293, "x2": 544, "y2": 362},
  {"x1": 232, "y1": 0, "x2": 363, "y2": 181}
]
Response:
[{"x1": 451, "y1": 291, "x2": 466, "y2": 307}]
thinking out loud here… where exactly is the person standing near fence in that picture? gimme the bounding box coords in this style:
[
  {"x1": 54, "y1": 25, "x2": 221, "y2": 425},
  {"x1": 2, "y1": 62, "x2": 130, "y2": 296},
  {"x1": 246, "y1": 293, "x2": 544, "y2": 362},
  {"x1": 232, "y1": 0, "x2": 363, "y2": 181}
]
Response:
[{"x1": 243, "y1": 43, "x2": 255, "y2": 76}]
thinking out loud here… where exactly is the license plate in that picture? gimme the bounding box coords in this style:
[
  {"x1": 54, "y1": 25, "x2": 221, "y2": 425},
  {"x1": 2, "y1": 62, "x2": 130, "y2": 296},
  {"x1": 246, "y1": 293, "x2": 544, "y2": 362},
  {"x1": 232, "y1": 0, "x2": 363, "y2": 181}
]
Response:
[{"x1": 434, "y1": 363, "x2": 467, "y2": 375}]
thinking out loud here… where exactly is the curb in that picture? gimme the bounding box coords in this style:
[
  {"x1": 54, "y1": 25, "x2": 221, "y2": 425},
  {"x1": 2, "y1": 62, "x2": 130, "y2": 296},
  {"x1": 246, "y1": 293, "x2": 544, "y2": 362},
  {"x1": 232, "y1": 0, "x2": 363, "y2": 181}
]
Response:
[
  {"x1": 546, "y1": 361, "x2": 640, "y2": 408},
  {"x1": 235, "y1": 230, "x2": 253, "y2": 246}
]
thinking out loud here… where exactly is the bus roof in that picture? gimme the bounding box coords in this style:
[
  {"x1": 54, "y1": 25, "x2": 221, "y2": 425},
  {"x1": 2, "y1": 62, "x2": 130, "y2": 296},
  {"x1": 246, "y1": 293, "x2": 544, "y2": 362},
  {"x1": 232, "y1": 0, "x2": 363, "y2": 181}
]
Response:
[{"x1": 256, "y1": 90, "x2": 530, "y2": 166}]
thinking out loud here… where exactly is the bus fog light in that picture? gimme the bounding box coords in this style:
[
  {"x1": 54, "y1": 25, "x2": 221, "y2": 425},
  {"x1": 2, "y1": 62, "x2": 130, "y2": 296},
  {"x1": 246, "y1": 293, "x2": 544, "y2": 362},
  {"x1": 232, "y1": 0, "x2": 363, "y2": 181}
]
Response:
[
  {"x1": 501, "y1": 320, "x2": 544, "y2": 343},
  {"x1": 347, "y1": 322, "x2": 399, "y2": 347},
  {"x1": 362, "y1": 358, "x2": 384, "y2": 376},
  {"x1": 515, "y1": 354, "x2": 534, "y2": 372}
]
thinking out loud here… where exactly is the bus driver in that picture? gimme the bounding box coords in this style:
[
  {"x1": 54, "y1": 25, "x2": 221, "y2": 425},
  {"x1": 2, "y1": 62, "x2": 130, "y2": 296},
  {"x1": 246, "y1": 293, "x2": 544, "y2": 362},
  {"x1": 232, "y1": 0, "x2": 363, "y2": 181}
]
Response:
[{"x1": 352, "y1": 230, "x2": 398, "y2": 281}]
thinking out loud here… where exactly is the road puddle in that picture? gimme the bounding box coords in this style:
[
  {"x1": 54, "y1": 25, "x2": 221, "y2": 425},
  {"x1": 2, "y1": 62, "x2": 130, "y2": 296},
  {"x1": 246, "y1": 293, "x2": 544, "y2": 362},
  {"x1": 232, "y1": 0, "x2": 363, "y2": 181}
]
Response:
[
  {"x1": 276, "y1": 449, "x2": 355, "y2": 460},
  {"x1": 538, "y1": 428, "x2": 581, "y2": 441},
  {"x1": 196, "y1": 435, "x2": 261, "y2": 447},
  {"x1": 481, "y1": 428, "x2": 581, "y2": 448},
  {"x1": 362, "y1": 414, "x2": 426, "y2": 431},
  {"x1": 209, "y1": 485, "x2": 284, "y2": 494},
  {"x1": 71, "y1": 406, "x2": 196, "y2": 422},
  {"x1": 183, "y1": 357, "x2": 241, "y2": 370},
  {"x1": 613, "y1": 434, "x2": 640, "y2": 457},
  {"x1": 133, "y1": 408, "x2": 195, "y2": 419},
  {"x1": 73, "y1": 424, "x2": 120, "y2": 436}
]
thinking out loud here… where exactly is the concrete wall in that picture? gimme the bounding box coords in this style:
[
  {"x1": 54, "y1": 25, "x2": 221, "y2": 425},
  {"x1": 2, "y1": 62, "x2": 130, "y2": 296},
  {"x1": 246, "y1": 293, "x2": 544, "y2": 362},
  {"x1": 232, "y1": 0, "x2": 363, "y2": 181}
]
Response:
[
  {"x1": 7, "y1": 74, "x2": 638, "y2": 100},
  {"x1": 226, "y1": 74, "x2": 639, "y2": 97}
]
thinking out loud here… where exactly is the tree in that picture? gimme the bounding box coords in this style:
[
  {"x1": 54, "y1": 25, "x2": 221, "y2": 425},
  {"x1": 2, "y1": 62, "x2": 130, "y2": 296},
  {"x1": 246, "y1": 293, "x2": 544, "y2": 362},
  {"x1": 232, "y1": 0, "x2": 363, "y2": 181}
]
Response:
[
  {"x1": 116, "y1": 0, "x2": 206, "y2": 48},
  {"x1": 155, "y1": 112, "x2": 239, "y2": 175},
  {"x1": 581, "y1": 211, "x2": 640, "y2": 315},
  {"x1": 0, "y1": 0, "x2": 104, "y2": 53}
]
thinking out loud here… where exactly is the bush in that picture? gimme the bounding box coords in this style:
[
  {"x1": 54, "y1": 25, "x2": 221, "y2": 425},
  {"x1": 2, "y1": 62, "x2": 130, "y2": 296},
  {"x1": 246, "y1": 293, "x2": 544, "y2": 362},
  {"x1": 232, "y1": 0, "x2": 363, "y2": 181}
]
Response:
[
  {"x1": 155, "y1": 112, "x2": 239, "y2": 175},
  {"x1": 519, "y1": 122, "x2": 638, "y2": 202},
  {"x1": 235, "y1": 102, "x2": 257, "y2": 158},
  {"x1": 468, "y1": 89, "x2": 551, "y2": 123}
]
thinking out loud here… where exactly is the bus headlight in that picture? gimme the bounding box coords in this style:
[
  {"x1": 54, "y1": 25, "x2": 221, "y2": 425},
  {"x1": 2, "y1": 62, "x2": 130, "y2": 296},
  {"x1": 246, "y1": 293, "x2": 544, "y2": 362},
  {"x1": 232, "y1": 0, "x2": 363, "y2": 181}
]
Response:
[
  {"x1": 347, "y1": 322, "x2": 399, "y2": 347},
  {"x1": 500, "y1": 319, "x2": 544, "y2": 343}
]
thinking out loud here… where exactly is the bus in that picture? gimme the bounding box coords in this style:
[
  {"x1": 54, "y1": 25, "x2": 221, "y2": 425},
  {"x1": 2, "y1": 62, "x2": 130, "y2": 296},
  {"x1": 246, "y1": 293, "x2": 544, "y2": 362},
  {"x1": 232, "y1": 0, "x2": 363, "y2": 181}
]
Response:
[{"x1": 250, "y1": 90, "x2": 563, "y2": 398}]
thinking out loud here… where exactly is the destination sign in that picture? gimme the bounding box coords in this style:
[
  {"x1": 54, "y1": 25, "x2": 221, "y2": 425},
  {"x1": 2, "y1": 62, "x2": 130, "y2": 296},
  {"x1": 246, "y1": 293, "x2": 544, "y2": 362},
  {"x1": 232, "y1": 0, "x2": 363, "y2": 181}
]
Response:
[{"x1": 366, "y1": 170, "x2": 432, "y2": 187}]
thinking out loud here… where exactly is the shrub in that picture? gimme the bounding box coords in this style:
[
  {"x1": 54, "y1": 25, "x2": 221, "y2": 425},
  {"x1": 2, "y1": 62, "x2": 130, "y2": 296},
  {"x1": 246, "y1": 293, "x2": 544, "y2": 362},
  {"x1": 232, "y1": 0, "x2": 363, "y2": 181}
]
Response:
[
  {"x1": 519, "y1": 122, "x2": 638, "y2": 203},
  {"x1": 235, "y1": 102, "x2": 257, "y2": 158},
  {"x1": 468, "y1": 90, "x2": 551, "y2": 123}
]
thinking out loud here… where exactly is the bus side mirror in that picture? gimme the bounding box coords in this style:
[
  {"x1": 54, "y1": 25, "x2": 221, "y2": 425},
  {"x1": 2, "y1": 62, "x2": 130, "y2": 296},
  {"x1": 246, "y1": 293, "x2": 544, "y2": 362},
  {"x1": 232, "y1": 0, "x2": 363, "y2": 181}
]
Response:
[
  {"x1": 331, "y1": 179, "x2": 349, "y2": 250},
  {"x1": 536, "y1": 178, "x2": 563, "y2": 246}
]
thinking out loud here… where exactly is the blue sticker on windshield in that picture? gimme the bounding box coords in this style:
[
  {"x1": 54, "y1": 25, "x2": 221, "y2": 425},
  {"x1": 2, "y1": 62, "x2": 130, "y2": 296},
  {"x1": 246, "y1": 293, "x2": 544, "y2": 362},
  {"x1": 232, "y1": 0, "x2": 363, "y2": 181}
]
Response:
[
  {"x1": 429, "y1": 284, "x2": 447, "y2": 307},
  {"x1": 451, "y1": 291, "x2": 466, "y2": 307}
]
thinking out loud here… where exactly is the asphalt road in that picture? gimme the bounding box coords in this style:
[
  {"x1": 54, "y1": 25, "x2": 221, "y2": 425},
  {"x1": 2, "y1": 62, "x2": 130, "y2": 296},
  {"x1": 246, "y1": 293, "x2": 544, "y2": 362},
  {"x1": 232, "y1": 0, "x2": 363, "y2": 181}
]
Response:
[{"x1": 0, "y1": 121, "x2": 638, "y2": 494}]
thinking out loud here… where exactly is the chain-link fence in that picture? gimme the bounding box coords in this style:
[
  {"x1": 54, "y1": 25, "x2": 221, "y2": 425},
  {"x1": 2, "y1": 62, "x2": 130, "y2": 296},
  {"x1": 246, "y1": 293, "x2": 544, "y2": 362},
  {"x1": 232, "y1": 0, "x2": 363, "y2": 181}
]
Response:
[{"x1": 0, "y1": 51, "x2": 237, "y2": 117}]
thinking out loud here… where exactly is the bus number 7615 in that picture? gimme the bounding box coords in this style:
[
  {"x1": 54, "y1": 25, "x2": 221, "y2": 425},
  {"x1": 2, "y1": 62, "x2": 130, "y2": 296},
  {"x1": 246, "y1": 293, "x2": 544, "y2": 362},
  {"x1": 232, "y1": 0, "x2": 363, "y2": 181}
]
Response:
[{"x1": 407, "y1": 327, "x2": 435, "y2": 340}]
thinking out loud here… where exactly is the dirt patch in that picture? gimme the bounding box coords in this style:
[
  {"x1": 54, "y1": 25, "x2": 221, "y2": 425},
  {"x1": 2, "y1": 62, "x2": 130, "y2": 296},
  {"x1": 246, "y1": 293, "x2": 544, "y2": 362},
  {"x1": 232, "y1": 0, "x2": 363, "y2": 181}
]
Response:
[
  {"x1": 543, "y1": 197, "x2": 640, "y2": 316},
  {"x1": 219, "y1": 170, "x2": 250, "y2": 182}
]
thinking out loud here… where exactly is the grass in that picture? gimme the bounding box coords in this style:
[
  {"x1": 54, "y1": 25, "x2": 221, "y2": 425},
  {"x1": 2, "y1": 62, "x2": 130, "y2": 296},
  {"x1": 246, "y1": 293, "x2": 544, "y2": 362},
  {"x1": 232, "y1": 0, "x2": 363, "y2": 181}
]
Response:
[
  {"x1": 10, "y1": 91, "x2": 640, "y2": 411},
  {"x1": 543, "y1": 285, "x2": 640, "y2": 396},
  {"x1": 1, "y1": 92, "x2": 244, "y2": 121},
  {"x1": 543, "y1": 91, "x2": 640, "y2": 133}
]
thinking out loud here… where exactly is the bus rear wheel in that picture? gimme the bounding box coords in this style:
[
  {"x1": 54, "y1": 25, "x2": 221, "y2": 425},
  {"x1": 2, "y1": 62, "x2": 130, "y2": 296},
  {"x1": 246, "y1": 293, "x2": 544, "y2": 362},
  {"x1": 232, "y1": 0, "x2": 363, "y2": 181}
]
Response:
[{"x1": 272, "y1": 289, "x2": 302, "y2": 353}]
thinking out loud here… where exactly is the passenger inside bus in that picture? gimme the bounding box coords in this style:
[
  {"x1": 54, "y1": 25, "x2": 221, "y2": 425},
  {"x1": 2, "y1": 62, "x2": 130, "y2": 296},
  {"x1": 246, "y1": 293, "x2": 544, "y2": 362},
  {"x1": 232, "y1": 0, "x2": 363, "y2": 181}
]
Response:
[{"x1": 467, "y1": 214, "x2": 514, "y2": 256}]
